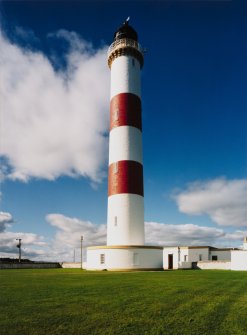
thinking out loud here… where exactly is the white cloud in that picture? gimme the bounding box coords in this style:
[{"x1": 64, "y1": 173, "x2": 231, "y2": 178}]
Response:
[
  {"x1": 0, "y1": 29, "x2": 109, "y2": 182},
  {"x1": 0, "y1": 211, "x2": 13, "y2": 232},
  {"x1": 45, "y1": 214, "x2": 106, "y2": 261},
  {"x1": 1, "y1": 211, "x2": 247, "y2": 261},
  {"x1": 0, "y1": 212, "x2": 47, "y2": 258},
  {"x1": 0, "y1": 211, "x2": 13, "y2": 223},
  {"x1": 174, "y1": 178, "x2": 247, "y2": 227},
  {"x1": 45, "y1": 214, "x2": 246, "y2": 260},
  {"x1": 145, "y1": 221, "x2": 247, "y2": 248},
  {"x1": 145, "y1": 222, "x2": 225, "y2": 246}
]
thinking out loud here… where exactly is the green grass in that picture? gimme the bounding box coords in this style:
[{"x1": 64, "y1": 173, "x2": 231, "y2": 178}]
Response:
[{"x1": 1, "y1": 269, "x2": 247, "y2": 335}]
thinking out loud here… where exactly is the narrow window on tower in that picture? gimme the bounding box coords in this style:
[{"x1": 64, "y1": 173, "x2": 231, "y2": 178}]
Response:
[
  {"x1": 114, "y1": 216, "x2": 118, "y2": 226},
  {"x1": 113, "y1": 162, "x2": 118, "y2": 174},
  {"x1": 100, "y1": 254, "x2": 105, "y2": 264},
  {"x1": 132, "y1": 58, "x2": 135, "y2": 67}
]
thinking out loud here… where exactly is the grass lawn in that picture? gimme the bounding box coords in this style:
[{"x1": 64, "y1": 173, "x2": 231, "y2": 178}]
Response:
[{"x1": 1, "y1": 269, "x2": 247, "y2": 335}]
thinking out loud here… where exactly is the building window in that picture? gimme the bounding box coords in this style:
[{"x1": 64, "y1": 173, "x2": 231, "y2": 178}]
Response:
[
  {"x1": 113, "y1": 162, "x2": 118, "y2": 174},
  {"x1": 133, "y1": 253, "x2": 139, "y2": 266},
  {"x1": 100, "y1": 254, "x2": 105, "y2": 264},
  {"x1": 114, "y1": 216, "x2": 117, "y2": 226},
  {"x1": 199, "y1": 254, "x2": 202, "y2": 261},
  {"x1": 132, "y1": 58, "x2": 135, "y2": 66},
  {"x1": 212, "y1": 255, "x2": 218, "y2": 261},
  {"x1": 184, "y1": 255, "x2": 188, "y2": 262}
]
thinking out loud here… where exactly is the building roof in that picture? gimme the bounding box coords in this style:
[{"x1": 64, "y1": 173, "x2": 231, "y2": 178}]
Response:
[{"x1": 163, "y1": 245, "x2": 238, "y2": 251}]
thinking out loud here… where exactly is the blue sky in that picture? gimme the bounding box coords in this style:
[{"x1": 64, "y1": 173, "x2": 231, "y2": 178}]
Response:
[{"x1": 0, "y1": 0, "x2": 246, "y2": 261}]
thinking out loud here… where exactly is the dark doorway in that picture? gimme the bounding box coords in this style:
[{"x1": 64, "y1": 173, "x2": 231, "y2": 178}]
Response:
[{"x1": 168, "y1": 254, "x2": 173, "y2": 269}]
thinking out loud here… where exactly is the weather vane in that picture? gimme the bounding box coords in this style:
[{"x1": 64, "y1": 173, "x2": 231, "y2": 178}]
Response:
[{"x1": 124, "y1": 17, "x2": 130, "y2": 25}]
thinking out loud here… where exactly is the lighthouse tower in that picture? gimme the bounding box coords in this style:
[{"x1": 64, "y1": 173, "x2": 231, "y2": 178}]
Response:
[
  {"x1": 107, "y1": 19, "x2": 144, "y2": 246},
  {"x1": 86, "y1": 20, "x2": 163, "y2": 270}
]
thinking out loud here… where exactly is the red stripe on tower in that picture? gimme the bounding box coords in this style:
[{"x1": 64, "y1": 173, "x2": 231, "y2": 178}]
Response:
[
  {"x1": 108, "y1": 160, "x2": 143, "y2": 196},
  {"x1": 110, "y1": 93, "x2": 142, "y2": 131}
]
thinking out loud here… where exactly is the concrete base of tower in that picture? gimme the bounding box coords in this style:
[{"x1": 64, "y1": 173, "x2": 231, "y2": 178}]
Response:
[{"x1": 86, "y1": 245, "x2": 163, "y2": 271}]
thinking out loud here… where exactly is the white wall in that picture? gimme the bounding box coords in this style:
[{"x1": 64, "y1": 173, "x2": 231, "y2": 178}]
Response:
[
  {"x1": 188, "y1": 248, "x2": 209, "y2": 262},
  {"x1": 163, "y1": 247, "x2": 179, "y2": 269},
  {"x1": 163, "y1": 247, "x2": 209, "y2": 269},
  {"x1": 61, "y1": 262, "x2": 87, "y2": 269},
  {"x1": 179, "y1": 248, "x2": 188, "y2": 263},
  {"x1": 111, "y1": 55, "x2": 141, "y2": 98},
  {"x1": 109, "y1": 126, "x2": 142, "y2": 165},
  {"x1": 107, "y1": 194, "x2": 144, "y2": 245},
  {"x1": 209, "y1": 250, "x2": 231, "y2": 261},
  {"x1": 179, "y1": 262, "x2": 192, "y2": 269},
  {"x1": 197, "y1": 261, "x2": 231, "y2": 270},
  {"x1": 231, "y1": 250, "x2": 247, "y2": 270},
  {"x1": 87, "y1": 247, "x2": 163, "y2": 270}
]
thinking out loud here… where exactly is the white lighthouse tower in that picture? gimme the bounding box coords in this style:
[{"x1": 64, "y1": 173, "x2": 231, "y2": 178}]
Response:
[
  {"x1": 107, "y1": 19, "x2": 144, "y2": 246},
  {"x1": 86, "y1": 20, "x2": 163, "y2": 270}
]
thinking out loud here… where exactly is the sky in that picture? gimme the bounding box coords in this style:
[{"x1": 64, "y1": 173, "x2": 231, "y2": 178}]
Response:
[{"x1": 0, "y1": 0, "x2": 246, "y2": 262}]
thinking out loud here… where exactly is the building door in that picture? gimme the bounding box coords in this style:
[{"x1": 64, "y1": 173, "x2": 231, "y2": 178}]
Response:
[{"x1": 168, "y1": 254, "x2": 173, "y2": 269}]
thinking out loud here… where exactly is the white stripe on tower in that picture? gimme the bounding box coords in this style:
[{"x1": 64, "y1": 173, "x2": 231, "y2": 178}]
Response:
[
  {"x1": 110, "y1": 56, "x2": 141, "y2": 99},
  {"x1": 107, "y1": 21, "x2": 145, "y2": 246},
  {"x1": 109, "y1": 126, "x2": 143, "y2": 165}
]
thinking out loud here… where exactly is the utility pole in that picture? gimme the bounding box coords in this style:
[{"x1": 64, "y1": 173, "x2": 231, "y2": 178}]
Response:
[
  {"x1": 16, "y1": 238, "x2": 22, "y2": 263},
  {"x1": 73, "y1": 248, "x2": 75, "y2": 263},
  {"x1": 80, "y1": 236, "x2": 83, "y2": 269}
]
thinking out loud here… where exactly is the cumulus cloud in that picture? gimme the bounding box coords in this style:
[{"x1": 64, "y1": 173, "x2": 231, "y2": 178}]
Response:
[
  {"x1": 0, "y1": 29, "x2": 109, "y2": 182},
  {"x1": 0, "y1": 211, "x2": 47, "y2": 258},
  {"x1": 45, "y1": 214, "x2": 106, "y2": 261},
  {"x1": 174, "y1": 178, "x2": 247, "y2": 227},
  {"x1": 145, "y1": 222, "x2": 224, "y2": 246},
  {"x1": 46, "y1": 215, "x2": 234, "y2": 260},
  {"x1": 1, "y1": 211, "x2": 247, "y2": 261},
  {"x1": 145, "y1": 221, "x2": 247, "y2": 248},
  {"x1": 0, "y1": 211, "x2": 13, "y2": 232},
  {"x1": 46, "y1": 213, "x2": 106, "y2": 246}
]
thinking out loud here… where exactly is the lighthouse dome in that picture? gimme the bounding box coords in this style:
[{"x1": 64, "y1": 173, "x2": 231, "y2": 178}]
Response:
[{"x1": 113, "y1": 20, "x2": 138, "y2": 42}]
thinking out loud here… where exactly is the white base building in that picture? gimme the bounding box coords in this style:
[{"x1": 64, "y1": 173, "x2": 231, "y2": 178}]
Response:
[
  {"x1": 87, "y1": 246, "x2": 163, "y2": 271},
  {"x1": 86, "y1": 238, "x2": 247, "y2": 272}
]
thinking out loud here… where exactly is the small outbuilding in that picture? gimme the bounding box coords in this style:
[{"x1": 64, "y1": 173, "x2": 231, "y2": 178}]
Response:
[{"x1": 163, "y1": 246, "x2": 232, "y2": 270}]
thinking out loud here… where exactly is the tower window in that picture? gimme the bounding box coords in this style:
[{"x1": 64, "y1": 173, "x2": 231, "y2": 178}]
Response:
[
  {"x1": 100, "y1": 254, "x2": 105, "y2": 264},
  {"x1": 132, "y1": 58, "x2": 135, "y2": 66},
  {"x1": 114, "y1": 216, "x2": 117, "y2": 226}
]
